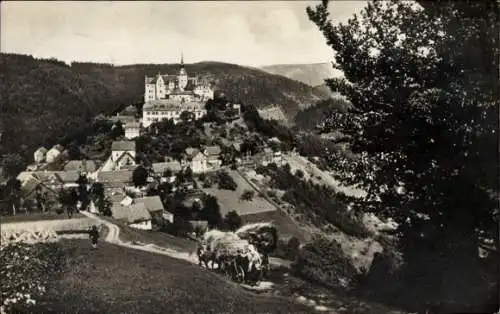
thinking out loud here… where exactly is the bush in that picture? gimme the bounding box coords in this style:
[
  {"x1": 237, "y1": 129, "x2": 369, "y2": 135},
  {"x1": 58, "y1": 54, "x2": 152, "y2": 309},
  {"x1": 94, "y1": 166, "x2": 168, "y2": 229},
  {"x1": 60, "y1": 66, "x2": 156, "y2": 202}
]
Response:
[
  {"x1": 216, "y1": 170, "x2": 237, "y2": 191},
  {"x1": 223, "y1": 211, "x2": 242, "y2": 231},
  {"x1": 295, "y1": 169, "x2": 305, "y2": 179},
  {"x1": 240, "y1": 189, "x2": 255, "y2": 201},
  {"x1": 293, "y1": 237, "x2": 359, "y2": 291},
  {"x1": 0, "y1": 242, "x2": 66, "y2": 313}
]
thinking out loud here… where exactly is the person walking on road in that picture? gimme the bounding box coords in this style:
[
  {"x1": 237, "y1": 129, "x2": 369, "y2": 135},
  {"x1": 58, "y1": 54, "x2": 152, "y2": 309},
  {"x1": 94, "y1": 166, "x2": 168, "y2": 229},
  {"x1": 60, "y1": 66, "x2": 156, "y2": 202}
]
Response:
[{"x1": 89, "y1": 225, "x2": 99, "y2": 249}]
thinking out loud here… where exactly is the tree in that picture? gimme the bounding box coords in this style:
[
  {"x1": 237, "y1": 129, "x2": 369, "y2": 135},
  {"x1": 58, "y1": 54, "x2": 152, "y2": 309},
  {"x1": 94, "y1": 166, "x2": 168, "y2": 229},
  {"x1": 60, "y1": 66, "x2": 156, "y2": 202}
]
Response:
[
  {"x1": 217, "y1": 170, "x2": 237, "y2": 191},
  {"x1": 76, "y1": 174, "x2": 90, "y2": 211},
  {"x1": 240, "y1": 189, "x2": 255, "y2": 202},
  {"x1": 180, "y1": 111, "x2": 195, "y2": 124},
  {"x1": 295, "y1": 169, "x2": 305, "y2": 179},
  {"x1": 111, "y1": 121, "x2": 125, "y2": 139},
  {"x1": 1, "y1": 153, "x2": 25, "y2": 178},
  {"x1": 200, "y1": 194, "x2": 222, "y2": 229},
  {"x1": 183, "y1": 166, "x2": 193, "y2": 181},
  {"x1": 223, "y1": 210, "x2": 242, "y2": 231},
  {"x1": 132, "y1": 166, "x2": 148, "y2": 187},
  {"x1": 308, "y1": 0, "x2": 498, "y2": 311}
]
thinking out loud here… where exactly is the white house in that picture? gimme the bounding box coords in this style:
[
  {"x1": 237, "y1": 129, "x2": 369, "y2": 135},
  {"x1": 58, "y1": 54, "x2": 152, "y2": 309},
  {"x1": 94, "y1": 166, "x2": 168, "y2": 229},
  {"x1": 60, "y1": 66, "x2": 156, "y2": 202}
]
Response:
[
  {"x1": 110, "y1": 202, "x2": 152, "y2": 230},
  {"x1": 142, "y1": 99, "x2": 207, "y2": 128},
  {"x1": 183, "y1": 148, "x2": 208, "y2": 173},
  {"x1": 204, "y1": 145, "x2": 222, "y2": 169},
  {"x1": 111, "y1": 141, "x2": 136, "y2": 168},
  {"x1": 33, "y1": 147, "x2": 48, "y2": 164},
  {"x1": 124, "y1": 122, "x2": 140, "y2": 139},
  {"x1": 46, "y1": 145, "x2": 64, "y2": 163}
]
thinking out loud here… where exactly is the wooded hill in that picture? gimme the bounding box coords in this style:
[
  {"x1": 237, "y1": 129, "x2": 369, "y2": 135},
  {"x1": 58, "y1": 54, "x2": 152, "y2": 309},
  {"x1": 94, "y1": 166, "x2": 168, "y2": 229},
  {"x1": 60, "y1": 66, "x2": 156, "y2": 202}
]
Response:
[{"x1": 0, "y1": 53, "x2": 328, "y2": 163}]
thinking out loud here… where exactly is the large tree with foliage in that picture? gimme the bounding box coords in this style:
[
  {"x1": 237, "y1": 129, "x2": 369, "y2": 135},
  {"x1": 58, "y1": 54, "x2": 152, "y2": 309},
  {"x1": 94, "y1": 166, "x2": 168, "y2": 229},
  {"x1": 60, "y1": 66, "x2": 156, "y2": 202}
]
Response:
[{"x1": 308, "y1": 0, "x2": 498, "y2": 311}]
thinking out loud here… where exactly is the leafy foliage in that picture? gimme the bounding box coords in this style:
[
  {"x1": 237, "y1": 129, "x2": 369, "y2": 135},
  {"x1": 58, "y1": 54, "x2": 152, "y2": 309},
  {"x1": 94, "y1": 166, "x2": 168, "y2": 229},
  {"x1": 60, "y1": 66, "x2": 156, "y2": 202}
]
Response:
[
  {"x1": 308, "y1": 0, "x2": 498, "y2": 311},
  {"x1": 216, "y1": 170, "x2": 238, "y2": 191},
  {"x1": 262, "y1": 164, "x2": 369, "y2": 237},
  {"x1": 132, "y1": 166, "x2": 149, "y2": 187},
  {"x1": 293, "y1": 237, "x2": 359, "y2": 291},
  {"x1": 199, "y1": 194, "x2": 222, "y2": 229},
  {"x1": 240, "y1": 189, "x2": 255, "y2": 202},
  {"x1": 0, "y1": 242, "x2": 66, "y2": 313},
  {"x1": 294, "y1": 97, "x2": 352, "y2": 130},
  {"x1": 223, "y1": 210, "x2": 242, "y2": 231}
]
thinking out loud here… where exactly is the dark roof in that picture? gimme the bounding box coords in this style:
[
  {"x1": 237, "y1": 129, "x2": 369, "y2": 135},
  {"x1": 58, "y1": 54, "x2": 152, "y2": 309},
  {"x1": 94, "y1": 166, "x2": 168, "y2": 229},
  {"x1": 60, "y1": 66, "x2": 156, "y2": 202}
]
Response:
[
  {"x1": 185, "y1": 147, "x2": 200, "y2": 158},
  {"x1": 111, "y1": 203, "x2": 151, "y2": 224},
  {"x1": 35, "y1": 147, "x2": 48, "y2": 154},
  {"x1": 204, "y1": 145, "x2": 221, "y2": 156},
  {"x1": 97, "y1": 170, "x2": 134, "y2": 183},
  {"x1": 152, "y1": 161, "x2": 182, "y2": 174},
  {"x1": 64, "y1": 160, "x2": 98, "y2": 172},
  {"x1": 31, "y1": 171, "x2": 80, "y2": 184},
  {"x1": 134, "y1": 196, "x2": 164, "y2": 213},
  {"x1": 111, "y1": 141, "x2": 136, "y2": 151}
]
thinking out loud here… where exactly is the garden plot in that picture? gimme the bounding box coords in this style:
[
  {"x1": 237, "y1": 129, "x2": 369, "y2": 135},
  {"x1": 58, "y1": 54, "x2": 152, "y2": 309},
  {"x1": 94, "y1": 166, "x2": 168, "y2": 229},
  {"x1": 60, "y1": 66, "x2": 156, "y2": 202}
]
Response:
[{"x1": 201, "y1": 170, "x2": 276, "y2": 217}]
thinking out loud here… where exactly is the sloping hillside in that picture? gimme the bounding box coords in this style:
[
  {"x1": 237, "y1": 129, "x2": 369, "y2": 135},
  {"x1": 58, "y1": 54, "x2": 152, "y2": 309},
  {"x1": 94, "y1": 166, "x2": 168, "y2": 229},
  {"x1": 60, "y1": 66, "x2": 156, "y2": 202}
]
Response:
[
  {"x1": 1, "y1": 54, "x2": 328, "y2": 164},
  {"x1": 0, "y1": 54, "x2": 129, "y2": 162},
  {"x1": 261, "y1": 62, "x2": 344, "y2": 87}
]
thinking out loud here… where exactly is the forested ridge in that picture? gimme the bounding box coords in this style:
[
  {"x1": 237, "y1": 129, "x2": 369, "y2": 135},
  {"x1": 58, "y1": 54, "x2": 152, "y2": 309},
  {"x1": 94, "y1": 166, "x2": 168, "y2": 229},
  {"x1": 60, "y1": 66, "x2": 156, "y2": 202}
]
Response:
[{"x1": 0, "y1": 54, "x2": 327, "y2": 166}]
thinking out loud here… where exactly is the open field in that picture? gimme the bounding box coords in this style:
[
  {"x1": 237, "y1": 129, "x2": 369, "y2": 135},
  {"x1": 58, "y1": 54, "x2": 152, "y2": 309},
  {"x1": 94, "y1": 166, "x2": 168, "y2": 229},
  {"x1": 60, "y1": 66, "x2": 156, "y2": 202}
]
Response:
[
  {"x1": 32, "y1": 240, "x2": 313, "y2": 314},
  {"x1": 101, "y1": 216, "x2": 198, "y2": 252},
  {"x1": 0, "y1": 211, "x2": 85, "y2": 224},
  {"x1": 241, "y1": 210, "x2": 312, "y2": 243},
  {"x1": 201, "y1": 169, "x2": 277, "y2": 216}
]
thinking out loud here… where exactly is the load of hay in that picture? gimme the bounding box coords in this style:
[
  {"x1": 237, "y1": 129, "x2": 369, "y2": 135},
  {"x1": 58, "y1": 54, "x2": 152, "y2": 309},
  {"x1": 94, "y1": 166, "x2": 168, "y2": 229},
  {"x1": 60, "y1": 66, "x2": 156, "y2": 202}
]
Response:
[{"x1": 235, "y1": 222, "x2": 278, "y2": 255}]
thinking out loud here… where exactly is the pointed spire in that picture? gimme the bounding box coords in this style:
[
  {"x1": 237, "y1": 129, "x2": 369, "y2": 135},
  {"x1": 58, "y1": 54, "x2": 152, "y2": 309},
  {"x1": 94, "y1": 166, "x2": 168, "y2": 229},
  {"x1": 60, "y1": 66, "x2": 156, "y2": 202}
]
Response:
[{"x1": 180, "y1": 50, "x2": 184, "y2": 66}]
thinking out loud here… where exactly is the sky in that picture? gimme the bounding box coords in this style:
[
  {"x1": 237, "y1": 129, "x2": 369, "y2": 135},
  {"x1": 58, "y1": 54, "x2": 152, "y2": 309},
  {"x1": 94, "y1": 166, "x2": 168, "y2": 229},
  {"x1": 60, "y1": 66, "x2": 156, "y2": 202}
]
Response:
[{"x1": 1, "y1": 1, "x2": 366, "y2": 67}]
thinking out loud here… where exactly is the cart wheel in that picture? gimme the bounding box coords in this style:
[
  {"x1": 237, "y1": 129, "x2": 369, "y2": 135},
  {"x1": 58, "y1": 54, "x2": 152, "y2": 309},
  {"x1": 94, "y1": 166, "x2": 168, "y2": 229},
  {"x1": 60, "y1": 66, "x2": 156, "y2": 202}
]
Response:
[{"x1": 235, "y1": 265, "x2": 246, "y2": 283}]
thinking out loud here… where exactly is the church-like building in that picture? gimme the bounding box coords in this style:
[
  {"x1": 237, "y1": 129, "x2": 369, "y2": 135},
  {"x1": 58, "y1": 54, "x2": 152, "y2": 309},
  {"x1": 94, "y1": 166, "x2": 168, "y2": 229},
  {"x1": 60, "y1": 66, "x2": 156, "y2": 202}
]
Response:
[
  {"x1": 142, "y1": 54, "x2": 213, "y2": 127},
  {"x1": 144, "y1": 53, "x2": 214, "y2": 103}
]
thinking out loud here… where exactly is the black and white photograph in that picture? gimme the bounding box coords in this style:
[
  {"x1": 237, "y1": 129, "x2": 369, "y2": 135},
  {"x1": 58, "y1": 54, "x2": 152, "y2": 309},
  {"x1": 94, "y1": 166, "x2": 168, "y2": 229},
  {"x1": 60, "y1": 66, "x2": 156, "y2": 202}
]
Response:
[{"x1": 0, "y1": 1, "x2": 498, "y2": 313}]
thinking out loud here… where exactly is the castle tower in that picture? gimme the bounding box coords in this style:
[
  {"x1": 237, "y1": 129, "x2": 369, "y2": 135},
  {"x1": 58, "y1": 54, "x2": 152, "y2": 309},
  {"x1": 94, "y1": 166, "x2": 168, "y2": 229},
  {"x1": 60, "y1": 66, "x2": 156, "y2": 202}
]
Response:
[{"x1": 178, "y1": 51, "x2": 188, "y2": 91}]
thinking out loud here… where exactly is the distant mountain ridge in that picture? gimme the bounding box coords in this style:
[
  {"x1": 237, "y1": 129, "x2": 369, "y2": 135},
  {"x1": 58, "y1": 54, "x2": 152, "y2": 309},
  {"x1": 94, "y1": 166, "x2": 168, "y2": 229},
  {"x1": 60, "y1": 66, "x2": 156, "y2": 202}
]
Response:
[
  {"x1": 1, "y1": 53, "x2": 328, "y2": 160},
  {"x1": 260, "y1": 62, "x2": 344, "y2": 87}
]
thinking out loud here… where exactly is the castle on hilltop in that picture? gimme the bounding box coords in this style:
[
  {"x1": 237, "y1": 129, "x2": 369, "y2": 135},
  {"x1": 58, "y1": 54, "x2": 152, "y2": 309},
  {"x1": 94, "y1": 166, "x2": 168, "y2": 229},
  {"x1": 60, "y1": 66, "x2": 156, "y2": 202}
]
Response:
[
  {"x1": 144, "y1": 53, "x2": 214, "y2": 103},
  {"x1": 142, "y1": 53, "x2": 213, "y2": 127}
]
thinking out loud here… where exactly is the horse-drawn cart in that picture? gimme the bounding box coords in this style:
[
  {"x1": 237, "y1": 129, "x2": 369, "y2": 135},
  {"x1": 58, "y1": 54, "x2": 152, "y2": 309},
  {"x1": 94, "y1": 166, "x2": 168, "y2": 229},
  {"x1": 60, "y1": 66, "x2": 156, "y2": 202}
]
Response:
[{"x1": 196, "y1": 223, "x2": 278, "y2": 286}]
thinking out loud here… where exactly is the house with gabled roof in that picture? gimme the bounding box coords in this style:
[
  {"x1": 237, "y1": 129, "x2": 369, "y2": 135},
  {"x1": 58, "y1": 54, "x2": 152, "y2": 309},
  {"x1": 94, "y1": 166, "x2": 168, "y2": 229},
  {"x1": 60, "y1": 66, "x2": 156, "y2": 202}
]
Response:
[
  {"x1": 34, "y1": 147, "x2": 48, "y2": 164},
  {"x1": 134, "y1": 195, "x2": 171, "y2": 226},
  {"x1": 97, "y1": 170, "x2": 134, "y2": 189},
  {"x1": 64, "y1": 160, "x2": 98, "y2": 174},
  {"x1": 110, "y1": 202, "x2": 152, "y2": 230},
  {"x1": 203, "y1": 145, "x2": 222, "y2": 169},
  {"x1": 182, "y1": 147, "x2": 208, "y2": 174},
  {"x1": 110, "y1": 140, "x2": 136, "y2": 169},
  {"x1": 46, "y1": 145, "x2": 64, "y2": 164}
]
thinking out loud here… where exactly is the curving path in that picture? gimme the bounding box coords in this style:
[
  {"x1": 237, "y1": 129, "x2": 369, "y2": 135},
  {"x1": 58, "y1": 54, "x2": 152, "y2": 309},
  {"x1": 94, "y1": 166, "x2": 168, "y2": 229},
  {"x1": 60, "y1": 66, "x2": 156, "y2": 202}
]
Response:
[{"x1": 78, "y1": 210, "x2": 334, "y2": 313}]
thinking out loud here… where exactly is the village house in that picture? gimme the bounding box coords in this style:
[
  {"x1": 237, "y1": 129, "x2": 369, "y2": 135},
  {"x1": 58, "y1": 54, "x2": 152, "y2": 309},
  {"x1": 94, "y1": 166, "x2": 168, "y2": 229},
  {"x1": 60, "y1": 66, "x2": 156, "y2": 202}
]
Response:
[
  {"x1": 64, "y1": 160, "x2": 98, "y2": 175},
  {"x1": 111, "y1": 141, "x2": 136, "y2": 168},
  {"x1": 182, "y1": 148, "x2": 208, "y2": 174},
  {"x1": 33, "y1": 147, "x2": 48, "y2": 164},
  {"x1": 19, "y1": 176, "x2": 60, "y2": 212},
  {"x1": 203, "y1": 145, "x2": 222, "y2": 169},
  {"x1": 124, "y1": 122, "x2": 141, "y2": 139},
  {"x1": 134, "y1": 196, "x2": 173, "y2": 225},
  {"x1": 254, "y1": 147, "x2": 275, "y2": 166},
  {"x1": 46, "y1": 144, "x2": 64, "y2": 164},
  {"x1": 109, "y1": 114, "x2": 137, "y2": 125},
  {"x1": 152, "y1": 160, "x2": 182, "y2": 182},
  {"x1": 97, "y1": 169, "x2": 134, "y2": 189},
  {"x1": 111, "y1": 202, "x2": 152, "y2": 230}
]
